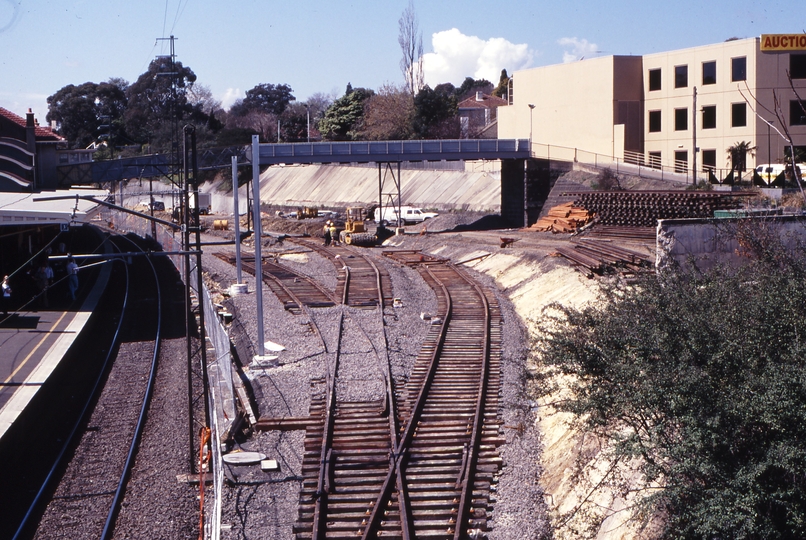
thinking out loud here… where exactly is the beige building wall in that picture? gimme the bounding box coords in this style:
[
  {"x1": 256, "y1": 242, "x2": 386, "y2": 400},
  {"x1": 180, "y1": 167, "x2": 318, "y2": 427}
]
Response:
[
  {"x1": 643, "y1": 38, "x2": 758, "y2": 173},
  {"x1": 498, "y1": 56, "x2": 643, "y2": 159},
  {"x1": 499, "y1": 36, "x2": 806, "y2": 175}
]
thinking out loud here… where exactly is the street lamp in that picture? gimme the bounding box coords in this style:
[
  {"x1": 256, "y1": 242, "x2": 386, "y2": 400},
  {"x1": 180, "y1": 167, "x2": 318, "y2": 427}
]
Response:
[
  {"x1": 768, "y1": 119, "x2": 774, "y2": 165},
  {"x1": 304, "y1": 104, "x2": 310, "y2": 143},
  {"x1": 528, "y1": 104, "x2": 535, "y2": 145}
]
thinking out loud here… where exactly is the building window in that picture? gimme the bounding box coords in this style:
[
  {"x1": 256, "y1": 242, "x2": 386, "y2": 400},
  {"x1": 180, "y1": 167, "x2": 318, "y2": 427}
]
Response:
[
  {"x1": 791, "y1": 100, "x2": 806, "y2": 125},
  {"x1": 649, "y1": 110, "x2": 662, "y2": 132},
  {"x1": 675, "y1": 65, "x2": 688, "y2": 88},
  {"x1": 675, "y1": 151, "x2": 688, "y2": 173},
  {"x1": 702, "y1": 149, "x2": 716, "y2": 172},
  {"x1": 792, "y1": 54, "x2": 806, "y2": 79},
  {"x1": 732, "y1": 57, "x2": 746, "y2": 82},
  {"x1": 649, "y1": 69, "x2": 661, "y2": 91},
  {"x1": 702, "y1": 61, "x2": 717, "y2": 85},
  {"x1": 675, "y1": 108, "x2": 688, "y2": 131},
  {"x1": 702, "y1": 106, "x2": 716, "y2": 129},
  {"x1": 648, "y1": 151, "x2": 662, "y2": 169},
  {"x1": 731, "y1": 103, "x2": 747, "y2": 127}
]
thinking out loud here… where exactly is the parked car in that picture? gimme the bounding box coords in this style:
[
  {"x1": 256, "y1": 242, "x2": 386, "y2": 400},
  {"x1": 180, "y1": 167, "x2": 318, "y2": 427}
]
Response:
[{"x1": 375, "y1": 206, "x2": 438, "y2": 225}]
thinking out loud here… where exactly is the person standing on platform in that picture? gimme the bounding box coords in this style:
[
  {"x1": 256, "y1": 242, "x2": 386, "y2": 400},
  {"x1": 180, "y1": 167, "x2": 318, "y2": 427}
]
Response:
[
  {"x1": 32, "y1": 261, "x2": 52, "y2": 308},
  {"x1": 1, "y1": 275, "x2": 11, "y2": 316},
  {"x1": 66, "y1": 256, "x2": 79, "y2": 302}
]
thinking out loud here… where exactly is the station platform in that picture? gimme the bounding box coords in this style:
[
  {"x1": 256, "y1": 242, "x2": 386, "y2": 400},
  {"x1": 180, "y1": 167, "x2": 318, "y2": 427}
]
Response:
[{"x1": 0, "y1": 255, "x2": 111, "y2": 441}]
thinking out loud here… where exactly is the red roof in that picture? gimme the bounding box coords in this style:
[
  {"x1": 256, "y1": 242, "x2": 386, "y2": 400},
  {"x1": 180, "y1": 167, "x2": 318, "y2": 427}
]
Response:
[
  {"x1": 0, "y1": 106, "x2": 64, "y2": 142},
  {"x1": 457, "y1": 93, "x2": 508, "y2": 110}
]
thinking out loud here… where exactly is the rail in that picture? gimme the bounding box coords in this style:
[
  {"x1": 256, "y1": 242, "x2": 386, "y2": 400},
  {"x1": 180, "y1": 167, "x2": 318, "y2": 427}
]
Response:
[{"x1": 107, "y1": 209, "x2": 232, "y2": 540}]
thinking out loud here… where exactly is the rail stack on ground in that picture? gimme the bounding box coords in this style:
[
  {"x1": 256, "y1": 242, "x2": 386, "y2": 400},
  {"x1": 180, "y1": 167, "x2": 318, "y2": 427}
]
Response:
[{"x1": 565, "y1": 190, "x2": 755, "y2": 228}]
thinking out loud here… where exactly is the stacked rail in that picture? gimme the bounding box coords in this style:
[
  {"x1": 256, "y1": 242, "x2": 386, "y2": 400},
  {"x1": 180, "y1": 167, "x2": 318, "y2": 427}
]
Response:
[
  {"x1": 555, "y1": 238, "x2": 654, "y2": 278},
  {"x1": 565, "y1": 190, "x2": 755, "y2": 227}
]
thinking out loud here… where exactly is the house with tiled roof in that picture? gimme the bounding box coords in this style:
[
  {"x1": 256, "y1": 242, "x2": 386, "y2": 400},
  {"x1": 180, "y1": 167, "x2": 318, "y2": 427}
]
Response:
[
  {"x1": 0, "y1": 107, "x2": 73, "y2": 192},
  {"x1": 458, "y1": 91, "x2": 508, "y2": 139}
]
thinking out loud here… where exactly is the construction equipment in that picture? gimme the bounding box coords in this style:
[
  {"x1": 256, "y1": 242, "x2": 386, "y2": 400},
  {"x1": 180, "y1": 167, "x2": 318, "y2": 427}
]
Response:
[
  {"x1": 296, "y1": 206, "x2": 319, "y2": 219},
  {"x1": 340, "y1": 207, "x2": 376, "y2": 246}
]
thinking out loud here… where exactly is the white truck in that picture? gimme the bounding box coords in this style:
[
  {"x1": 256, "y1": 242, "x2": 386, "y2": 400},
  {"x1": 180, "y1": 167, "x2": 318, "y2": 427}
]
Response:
[
  {"x1": 189, "y1": 192, "x2": 212, "y2": 214},
  {"x1": 375, "y1": 206, "x2": 438, "y2": 225}
]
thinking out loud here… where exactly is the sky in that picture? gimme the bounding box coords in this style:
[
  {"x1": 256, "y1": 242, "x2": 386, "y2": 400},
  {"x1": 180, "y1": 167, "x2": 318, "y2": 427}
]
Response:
[{"x1": 1, "y1": 0, "x2": 804, "y2": 125}]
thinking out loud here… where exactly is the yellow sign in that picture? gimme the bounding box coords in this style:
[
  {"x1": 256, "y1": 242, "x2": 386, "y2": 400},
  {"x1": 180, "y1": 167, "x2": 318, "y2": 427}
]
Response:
[{"x1": 761, "y1": 34, "x2": 806, "y2": 51}]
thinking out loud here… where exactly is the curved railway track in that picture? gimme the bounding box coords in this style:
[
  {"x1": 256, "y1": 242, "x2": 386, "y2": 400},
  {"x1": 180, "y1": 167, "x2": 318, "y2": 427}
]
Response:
[
  {"x1": 15, "y1": 234, "x2": 166, "y2": 540},
  {"x1": 290, "y1": 239, "x2": 393, "y2": 309},
  {"x1": 292, "y1": 251, "x2": 503, "y2": 539},
  {"x1": 214, "y1": 251, "x2": 336, "y2": 312}
]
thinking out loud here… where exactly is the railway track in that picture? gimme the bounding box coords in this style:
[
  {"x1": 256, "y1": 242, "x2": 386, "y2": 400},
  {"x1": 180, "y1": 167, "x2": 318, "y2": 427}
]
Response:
[
  {"x1": 14, "y1": 234, "x2": 167, "y2": 540},
  {"x1": 214, "y1": 252, "x2": 336, "y2": 312},
  {"x1": 290, "y1": 238, "x2": 393, "y2": 309},
  {"x1": 290, "y1": 250, "x2": 503, "y2": 539}
]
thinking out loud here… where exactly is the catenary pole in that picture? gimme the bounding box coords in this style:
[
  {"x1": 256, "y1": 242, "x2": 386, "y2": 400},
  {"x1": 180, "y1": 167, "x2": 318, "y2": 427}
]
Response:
[
  {"x1": 251, "y1": 135, "x2": 265, "y2": 357},
  {"x1": 232, "y1": 156, "x2": 243, "y2": 285}
]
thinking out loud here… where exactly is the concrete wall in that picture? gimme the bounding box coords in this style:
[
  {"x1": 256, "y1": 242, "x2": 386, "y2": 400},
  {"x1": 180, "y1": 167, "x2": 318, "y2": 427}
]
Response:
[
  {"x1": 500, "y1": 159, "x2": 525, "y2": 226},
  {"x1": 255, "y1": 163, "x2": 503, "y2": 212},
  {"x1": 657, "y1": 216, "x2": 806, "y2": 271}
]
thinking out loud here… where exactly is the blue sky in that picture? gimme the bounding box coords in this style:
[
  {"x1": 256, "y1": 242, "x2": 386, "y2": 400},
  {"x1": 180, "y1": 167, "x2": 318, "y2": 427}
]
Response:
[{"x1": 1, "y1": 0, "x2": 803, "y2": 124}]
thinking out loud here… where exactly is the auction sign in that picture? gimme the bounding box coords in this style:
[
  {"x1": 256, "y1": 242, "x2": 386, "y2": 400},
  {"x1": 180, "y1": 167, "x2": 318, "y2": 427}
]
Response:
[{"x1": 761, "y1": 34, "x2": 806, "y2": 52}]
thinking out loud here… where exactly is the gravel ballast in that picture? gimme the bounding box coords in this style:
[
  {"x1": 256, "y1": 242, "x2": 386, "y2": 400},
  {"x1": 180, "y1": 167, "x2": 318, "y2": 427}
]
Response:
[{"x1": 196, "y1": 212, "x2": 551, "y2": 539}]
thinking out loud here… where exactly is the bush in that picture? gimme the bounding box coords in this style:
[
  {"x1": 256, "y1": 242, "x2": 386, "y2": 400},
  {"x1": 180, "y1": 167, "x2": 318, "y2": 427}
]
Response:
[
  {"x1": 535, "y1": 222, "x2": 806, "y2": 538},
  {"x1": 593, "y1": 168, "x2": 622, "y2": 191}
]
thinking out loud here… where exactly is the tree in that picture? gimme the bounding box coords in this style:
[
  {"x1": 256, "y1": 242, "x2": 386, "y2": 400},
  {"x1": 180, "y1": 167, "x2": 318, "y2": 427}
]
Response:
[
  {"x1": 280, "y1": 102, "x2": 311, "y2": 142},
  {"x1": 318, "y1": 85, "x2": 374, "y2": 141},
  {"x1": 227, "y1": 83, "x2": 295, "y2": 142},
  {"x1": 123, "y1": 58, "x2": 199, "y2": 151},
  {"x1": 413, "y1": 85, "x2": 458, "y2": 138},
  {"x1": 46, "y1": 80, "x2": 127, "y2": 150},
  {"x1": 535, "y1": 222, "x2": 806, "y2": 538},
  {"x1": 455, "y1": 77, "x2": 493, "y2": 102},
  {"x1": 493, "y1": 69, "x2": 510, "y2": 99},
  {"x1": 398, "y1": 0, "x2": 424, "y2": 97},
  {"x1": 727, "y1": 140, "x2": 755, "y2": 182},
  {"x1": 231, "y1": 83, "x2": 295, "y2": 117},
  {"x1": 357, "y1": 83, "x2": 415, "y2": 140}
]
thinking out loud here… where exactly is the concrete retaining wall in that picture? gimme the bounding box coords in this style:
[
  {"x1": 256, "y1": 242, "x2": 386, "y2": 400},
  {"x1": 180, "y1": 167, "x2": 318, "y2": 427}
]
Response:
[
  {"x1": 657, "y1": 216, "x2": 806, "y2": 271},
  {"x1": 255, "y1": 163, "x2": 503, "y2": 212}
]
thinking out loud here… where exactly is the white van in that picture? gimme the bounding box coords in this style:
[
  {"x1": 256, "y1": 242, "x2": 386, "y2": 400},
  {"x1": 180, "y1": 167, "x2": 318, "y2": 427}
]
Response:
[
  {"x1": 755, "y1": 163, "x2": 803, "y2": 184},
  {"x1": 375, "y1": 206, "x2": 438, "y2": 225}
]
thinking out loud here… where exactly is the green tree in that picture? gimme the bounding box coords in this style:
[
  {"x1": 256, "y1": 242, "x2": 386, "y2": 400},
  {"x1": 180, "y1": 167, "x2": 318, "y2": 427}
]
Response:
[
  {"x1": 493, "y1": 69, "x2": 509, "y2": 99},
  {"x1": 536, "y1": 221, "x2": 806, "y2": 539},
  {"x1": 318, "y1": 85, "x2": 374, "y2": 141},
  {"x1": 455, "y1": 76, "x2": 493, "y2": 101},
  {"x1": 230, "y1": 83, "x2": 295, "y2": 117},
  {"x1": 727, "y1": 140, "x2": 755, "y2": 182},
  {"x1": 46, "y1": 80, "x2": 127, "y2": 150},
  {"x1": 413, "y1": 85, "x2": 458, "y2": 138},
  {"x1": 123, "y1": 58, "x2": 199, "y2": 151}
]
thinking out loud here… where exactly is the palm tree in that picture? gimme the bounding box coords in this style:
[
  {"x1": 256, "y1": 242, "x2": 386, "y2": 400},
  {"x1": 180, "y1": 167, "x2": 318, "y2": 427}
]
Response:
[{"x1": 727, "y1": 140, "x2": 755, "y2": 183}]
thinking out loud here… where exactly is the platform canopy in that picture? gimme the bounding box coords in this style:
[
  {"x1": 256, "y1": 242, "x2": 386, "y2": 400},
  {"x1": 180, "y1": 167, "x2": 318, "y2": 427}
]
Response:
[{"x1": 0, "y1": 188, "x2": 109, "y2": 226}]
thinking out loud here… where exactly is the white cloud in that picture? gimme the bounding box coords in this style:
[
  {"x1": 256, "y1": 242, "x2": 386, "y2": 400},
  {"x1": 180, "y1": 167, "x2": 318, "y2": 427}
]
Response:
[
  {"x1": 558, "y1": 37, "x2": 599, "y2": 63},
  {"x1": 422, "y1": 28, "x2": 534, "y2": 87},
  {"x1": 220, "y1": 88, "x2": 243, "y2": 111}
]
